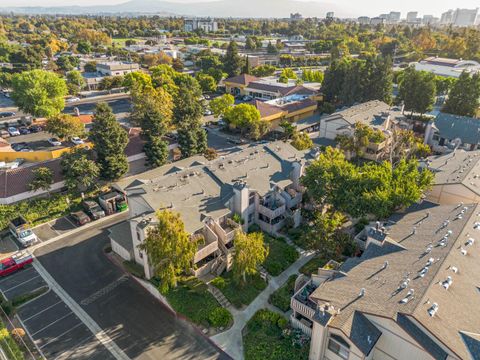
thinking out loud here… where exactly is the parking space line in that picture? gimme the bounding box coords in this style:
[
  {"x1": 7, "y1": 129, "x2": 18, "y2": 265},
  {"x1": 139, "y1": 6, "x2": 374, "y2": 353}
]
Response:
[
  {"x1": 63, "y1": 217, "x2": 78, "y2": 229},
  {"x1": 0, "y1": 267, "x2": 35, "y2": 285},
  {"x1": 3, "y1": 274, "x2": 41, "y2": 293},
  {"x1": 22, "y1": 299, "x2": 63, "y2": 322},
  {"x1": 30, "y1": 312, "x2": 74, "y2": 337},
  {"x1": 39, "y1": 322, "x2": 84, "y2": 350}
]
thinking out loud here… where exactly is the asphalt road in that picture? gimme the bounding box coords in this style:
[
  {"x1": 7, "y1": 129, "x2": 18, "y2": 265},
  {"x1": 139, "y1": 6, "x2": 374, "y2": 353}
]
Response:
[
  {"x1": 64, "y1": 98, "x2": 131, "y2": 116},
  {"x1": 34, "y1": 216, "x2": 230, "y2": 360}
]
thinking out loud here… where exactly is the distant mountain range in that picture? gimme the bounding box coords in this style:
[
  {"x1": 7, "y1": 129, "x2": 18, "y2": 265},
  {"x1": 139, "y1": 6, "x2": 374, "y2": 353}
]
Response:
[{"x1": 0, "y1": 0, "x2": 350, "y2": 18}]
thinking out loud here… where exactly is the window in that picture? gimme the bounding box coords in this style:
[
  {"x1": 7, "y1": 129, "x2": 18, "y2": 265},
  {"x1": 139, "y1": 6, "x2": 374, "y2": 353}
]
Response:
[
  {"x1": 249, "y1": 192, "x2": 255, "y2": 205},
  {"x1": 327, "y1": 334, "x2": 350, "y2": 360}
]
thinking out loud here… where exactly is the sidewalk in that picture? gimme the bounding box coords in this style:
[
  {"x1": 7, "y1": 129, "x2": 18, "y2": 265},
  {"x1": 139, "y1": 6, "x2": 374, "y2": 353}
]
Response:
[{"x1": 210, "y1": 248, "x2": 315, "y2": 360}]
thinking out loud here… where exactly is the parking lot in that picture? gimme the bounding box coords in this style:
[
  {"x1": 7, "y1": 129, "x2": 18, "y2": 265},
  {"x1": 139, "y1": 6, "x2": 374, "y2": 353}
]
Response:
[
  {"x1": 33, "y1": 217, "x2": 78, "y2": 242},
  {"x1": 0, "y1": 266, "x2": 115, "y2": 360}
]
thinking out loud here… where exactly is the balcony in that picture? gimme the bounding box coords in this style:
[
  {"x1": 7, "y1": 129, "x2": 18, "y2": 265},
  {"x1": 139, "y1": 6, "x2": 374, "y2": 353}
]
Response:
[
  {"x1": 290, "y1": 313, "x2": 312, "y2": 337},
  {"x1": 291, "y1": 279, "x2": 318, "y2": 320},
  {"x1": 218, "y1": 217, "x2": 241, "y2": 244},
  {"x1": 193, "y1": 233, "x2": 219, "y2": 264},
  {"x1": 258, "y1": 198, "x2": 286, "y2": 219},
  {"x1": 281, "y1": 188, "x2": 302, "y2": 209}
]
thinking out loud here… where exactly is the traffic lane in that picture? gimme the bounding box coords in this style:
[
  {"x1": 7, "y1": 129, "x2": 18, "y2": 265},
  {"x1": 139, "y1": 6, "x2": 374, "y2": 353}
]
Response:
[
  {"x1": 17, "y1": 290, "x2": 115, "y2": 360},
  {"x1": 65, "y1": 98, "x2": 131, "y2": 116},
  {"x1": 34, "y1": 219, "x2": 230, "y2": 360}
]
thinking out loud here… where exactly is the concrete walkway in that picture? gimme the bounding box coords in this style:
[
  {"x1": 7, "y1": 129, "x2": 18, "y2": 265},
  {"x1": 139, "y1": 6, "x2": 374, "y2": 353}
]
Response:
[{"x1": 210, "y1": 248, "x2": 315, "y2": 360}]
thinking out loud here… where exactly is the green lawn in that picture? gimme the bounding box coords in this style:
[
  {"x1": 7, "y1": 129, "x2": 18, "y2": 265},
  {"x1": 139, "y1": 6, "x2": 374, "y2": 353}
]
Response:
[
  {"x1": 243, "y1": 309, "x2": 309, "y2": 360},
  {"x1": 269, "y1": 275, "x2": 297, "y2": 312},
  {"x1": 263, "y1": 235, "x2": 299, "y2": 276},
  {"x1": 211, "y1": 271, "x2": 267, "y2": 309},
  {"x1": 111, "y1": 38, "x2": 143, "y2": 46},
  {"x1": 299, "y1": 256, "x2": 329, "y2": 276},
  {"x1": 164, "y1": 277, "x2": 232, "y2": 328}
]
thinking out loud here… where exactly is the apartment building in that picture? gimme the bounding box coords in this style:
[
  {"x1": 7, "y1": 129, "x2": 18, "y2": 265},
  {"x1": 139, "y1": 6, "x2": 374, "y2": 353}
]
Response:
[
  {"x1": 109, "y1": 141, "x2": 308, "y2": 279},
  {"x1": 424, "y1": 113, "x2": 480, "y2": 153},
  {"x1": 422, "y1": 150, "x2": 480, "y2": 205},
  {"x1": 290, "y1": 202, "x2": 480, "y2": 360},
  {"x1": 184, "y1": 18, "x2": 218, "y2": 33},
  {"x1": 440, "y1": 8, "x2": 479, "y2": 26},
  {"x1": 318, "y1": 100, "x2": 405, "y2": 162},
  {"x1": 413, "y1": 57, "x2": 480, "y2": 78},
  {"x1": 96, "y1": 61, "x2": 140, "y2": 76}
]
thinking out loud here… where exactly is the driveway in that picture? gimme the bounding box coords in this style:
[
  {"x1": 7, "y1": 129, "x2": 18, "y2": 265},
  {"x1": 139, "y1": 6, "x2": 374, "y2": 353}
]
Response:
[{"x1": 33, "y1": 217, "x2": 230, "y2": 360}]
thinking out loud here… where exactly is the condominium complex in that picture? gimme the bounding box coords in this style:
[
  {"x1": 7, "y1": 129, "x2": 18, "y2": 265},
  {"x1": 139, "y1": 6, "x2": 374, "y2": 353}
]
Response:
[
  {"x1": 109, "y1": 141, "x2": 308, "y2": 279},
  {"x1": 440, "y1": 8, "x2": 479, "y2": 26},
  {"x1": 290, "y1": 202, "x2": 480, "y2": 360},
  {"x1": 184, "y1": 17, "x2": 218, "y2": 33}
]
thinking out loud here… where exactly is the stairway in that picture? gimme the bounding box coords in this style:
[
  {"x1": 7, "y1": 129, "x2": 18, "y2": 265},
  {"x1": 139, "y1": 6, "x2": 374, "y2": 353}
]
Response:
[{"x1": 208, "y1": 284, "x2": 232, "y2": 309}]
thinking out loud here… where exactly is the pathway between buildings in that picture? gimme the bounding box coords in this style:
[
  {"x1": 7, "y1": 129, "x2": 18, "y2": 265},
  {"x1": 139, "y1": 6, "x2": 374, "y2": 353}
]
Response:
[{"x1": 210, "y1": 247, "x2": 316, "y2": 360}]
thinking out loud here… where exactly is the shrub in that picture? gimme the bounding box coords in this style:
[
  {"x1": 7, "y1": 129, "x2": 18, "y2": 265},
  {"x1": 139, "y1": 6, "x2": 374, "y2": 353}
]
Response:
[
  {"x1": 248, "y1": 224, "x2": 261, "y2": 233},
  {"x1": 208, "y1": 307, "x2": 233, "y2": 327},
  {"x1": 269, "y1": 275, "x2": 297, "y2": 312},
  {"x1": 354, "y1": 217, "x2": 369, "y2": 234},
  {"x1": 11, "y1": 286, "x2": 48, "y2": 307},
  {"x1": 263, "y1": 235, "x2": 299, "y2": 276},
  {"x1": 277, "y1": 317, "x2": 288, "y2": 329},
  {"x1": 0, "y1": 297, "x2": 14, "y2": 316},
  {"x1": 0, "y1": 320, "x2": 24, "y2": 360}
]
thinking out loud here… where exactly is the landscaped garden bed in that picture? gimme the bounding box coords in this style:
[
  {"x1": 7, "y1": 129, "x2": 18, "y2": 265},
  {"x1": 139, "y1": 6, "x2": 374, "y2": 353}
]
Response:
[
  {"x1": 269, "y1": 275, "x2": 297, "y2": 312},
  {"x1": 263, "y1": 235, "x2": 299, "y2": 276},
  {"x1": 211, "y1": 271, "x2": 267, "y2": 309},
  {"x1": 243, "y1": 309, "x2": 309, "y2": 360}
]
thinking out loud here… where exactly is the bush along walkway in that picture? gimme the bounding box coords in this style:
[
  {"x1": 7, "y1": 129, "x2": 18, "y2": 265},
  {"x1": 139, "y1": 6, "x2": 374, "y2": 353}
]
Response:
[
  {"x1": 207, "y1": 284, "x2": 233, "y2": 310},
  {"x1": 210, "y1": 248, "x2": 316, "y2": 360}
]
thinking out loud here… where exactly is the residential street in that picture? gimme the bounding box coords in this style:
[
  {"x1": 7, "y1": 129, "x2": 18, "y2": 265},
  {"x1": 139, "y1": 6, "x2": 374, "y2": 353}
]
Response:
[{"x1": 32, "y1": 216, "x2": 230, "y2": 360}]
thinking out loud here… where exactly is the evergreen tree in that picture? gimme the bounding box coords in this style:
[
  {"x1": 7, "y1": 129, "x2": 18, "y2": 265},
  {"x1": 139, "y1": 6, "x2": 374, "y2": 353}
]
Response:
[
  {"x1": 144, "y1": 135, "x2": 169, "y2": 167},
  {"x1": 398, "y1": 66, "x2": 436, "y2": 116},
  {"x1": 90, "y1": 103, "x2": 129, "y2": 181},
  {"x1": 223, "y1": 41, "x2": 243, "y2": 77},
  {"x1": 61, "y1": 148, "x2": 100, "y2": 191},
  {"x1": 442, "y1": 72, "x2": 480, "y2": 117}
]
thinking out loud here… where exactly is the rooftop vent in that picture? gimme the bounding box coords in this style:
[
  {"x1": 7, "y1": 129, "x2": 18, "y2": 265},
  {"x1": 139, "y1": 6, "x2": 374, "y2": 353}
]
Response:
[
  {"x1": 460, "y1": 248, "x2": 468, "y2": 256},
  {"x1": 428, "y1": 303, "x2": 439, "y2": 317},
  {"x1": 399, "y1": 278, "x2": 410, "y2": 290},
  {"x1": 450, "y1": 266, "x2": 458, "y2": 273},
  {"x1": 442, "y1": 276, "x2": 453, "y2": 290},
  {"x1": 419, "y1": 267, "x2": 429, "y2": 277},
  {"x1": 426, "y1": 257, "x2": 435, "y2": 266},
  {"x1": 359, "y1": 288, "x2": 365, "y2": 297},
  {"x1": 466, "y1": 238, "x2": 475, "y2": 246},
  {"x1": 382, "y1": 261, "x2": 389, "y2": 269},
  {"x1": 400, "y1": 289, "x2": 415, "y2": 304}
]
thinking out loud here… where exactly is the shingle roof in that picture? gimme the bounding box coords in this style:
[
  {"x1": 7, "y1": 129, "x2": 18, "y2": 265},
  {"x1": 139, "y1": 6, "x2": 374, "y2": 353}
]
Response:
[
  {"x1": 224, "y1": 74, "x2": 259, "y2": 86},
  {"x1": 251, "y1": 99, "x2": 284, "y2": 119},
  {"x1": 460, "y1": 332, "x2": 480, "y2": 360},
  {"x1": 334, "y1": 311, "x2": 381, "y2": 356},
  {"x1": 310, "y1": 202, "x2": 480, "y2": 360},
  {"x1": 433, "y1": 113, "x2": 480, "y2": 145},
  {"x1": 426, "y1": 150, "x2": 480, "y2": 195}
]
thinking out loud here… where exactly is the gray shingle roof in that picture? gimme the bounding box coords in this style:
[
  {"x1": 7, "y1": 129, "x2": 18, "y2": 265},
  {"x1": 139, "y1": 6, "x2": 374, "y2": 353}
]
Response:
[
  {"x1": 460, "y1": 332, "x2": 480, "y2": 360},
  {"x1": 310, "y1": 202, "x2": 480, "y2": 360},
  {"x1": 433, "y1": 113, "x2": 480, "y2": 145}
]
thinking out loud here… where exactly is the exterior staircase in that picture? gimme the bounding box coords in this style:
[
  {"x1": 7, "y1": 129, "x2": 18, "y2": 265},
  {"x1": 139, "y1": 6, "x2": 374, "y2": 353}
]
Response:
[{"x1": 207, "y1": 284, "x2": 232, "y2": 309}]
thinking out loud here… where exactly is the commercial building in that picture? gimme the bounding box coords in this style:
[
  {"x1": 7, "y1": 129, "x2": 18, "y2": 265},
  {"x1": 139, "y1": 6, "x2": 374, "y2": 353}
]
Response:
[
  {"x1": 109, "y1": 141, "x2": 308, "y2": 279},
  {"x1": 96, "y1": 61, "x2": 140, "y2": 76},
  {"x1": 406, "y1": 11, "x2": 419, "y2": 23},
  {"x1": 291, "y1": 201, "x2": 480, "y2": 360},
  {"x1": 357, "y1": 17, "x2": 370, "y2": 25},
  {"x1": 413, "y1": 57, "x2": 480, "y2": 78},
  {"x1": 184, "y1": 18, "x2": 218, "y2": 33},
  {"x1": 389, "y1": 11, "x2": 401, "y2": 22}
]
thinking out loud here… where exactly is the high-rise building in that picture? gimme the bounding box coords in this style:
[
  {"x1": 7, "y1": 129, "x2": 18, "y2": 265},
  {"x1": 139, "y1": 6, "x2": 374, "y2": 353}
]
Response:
[
  {"x1": 422, "y1": 15, "x2": 438, "y2": 25},
  {"x1": 440, "y1": 9, "x2": 455, "y2": 24},
  {"x1": 441, "y1": 8, "x2": 479, "y2": 26},
  {"x1": 406, "y1": 11, "x2": 418, "y2": 23},
  {"x1": 389, "y1": 11, "x2": 401, "y2": 22},
  {"x1": 184, "y1": 18, "x2": 218, "y2": 33},
  {"x1": 326, "y1": 12, "x2": 334, "y2": 19},
  {"x1": 357, "y1": 16, "x2": 371, "y2": 25}
]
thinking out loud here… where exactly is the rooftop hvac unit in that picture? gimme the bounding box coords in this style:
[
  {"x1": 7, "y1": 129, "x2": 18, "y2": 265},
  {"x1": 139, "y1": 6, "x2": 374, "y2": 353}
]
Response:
[{"x1": 428, "y1": 303, "x2": 439, "y2": 317}]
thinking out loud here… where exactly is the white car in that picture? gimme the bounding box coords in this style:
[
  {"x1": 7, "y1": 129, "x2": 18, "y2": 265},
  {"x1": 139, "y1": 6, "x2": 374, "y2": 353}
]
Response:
[
  {"x1": 48, "y1": 138, "x2": 62, "y2": 146},
  {"x1": 71, "y1": 137, "x2": 84, "y2": 145},
  {"x1": 7, "y1": 127, "x2": 20, "y2": 136},
  {"x1": 66, "y1": 97, "x2": 81, "y2": 103}
]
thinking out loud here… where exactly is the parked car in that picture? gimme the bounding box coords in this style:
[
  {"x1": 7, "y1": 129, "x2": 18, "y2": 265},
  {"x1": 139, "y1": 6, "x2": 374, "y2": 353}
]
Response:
[
  {"x1": 28, "y1": 125, "x2": 43, "y2": 133},
  {"x1": 7, "y1": 127, "x2": 20, "y2": 136},
  {"x1": 12, "y1": 142, "x2": 28, "y2": 151},
  {"x1": 18, "y1": 127, "x2": 30, "y2": 135},
  {"x1": 71, "y1": 136, "x2": 84, "y2": 145},
  {"x1": 9, "y1": 217, "x2": 38, "y2": 247},
  {"x1": 0, "y1": 252, "x2": 33, "y2": 277},
  {"x1": 66, "y1": 97, "x2": 81, "y2": 103},
  {"x1": 242, "y1": 95, "x2": 253, "y2": 101},
  {"x1": 204, "y1": 109, "x2": 213, "y2": 116},
  {"x1": 0, "y1": 111, "x2": 15, "y2": 118},
  {"x1": 19, "y1": 147, "x2": 33, "y2": 152},
  {"x1": 48, "y1": 138, "x2": 62, "y2": 146},
  {"x1": 82, "y1": 201, "x2": 106, "y2": 220},
  {"x1": 70, "y1": 211, "x2": 91, "y2": 226}
]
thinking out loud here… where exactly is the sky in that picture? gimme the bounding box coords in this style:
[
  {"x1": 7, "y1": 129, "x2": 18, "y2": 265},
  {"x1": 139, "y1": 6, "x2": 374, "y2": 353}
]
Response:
[{"x1": 1, "y1": 0, "x2": 479, "y2": 17}]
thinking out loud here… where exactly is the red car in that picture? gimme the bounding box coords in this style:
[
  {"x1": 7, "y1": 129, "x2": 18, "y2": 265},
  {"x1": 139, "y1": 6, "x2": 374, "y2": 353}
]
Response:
[
  {"x1": 0, "y1": 252, "x2": 33, "y2": 277},
  {"x1": 71, "y1": 211, "x2": 91, "y2": 226}
]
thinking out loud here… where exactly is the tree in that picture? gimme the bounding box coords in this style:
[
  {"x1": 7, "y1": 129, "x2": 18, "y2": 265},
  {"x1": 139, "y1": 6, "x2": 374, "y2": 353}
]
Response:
[
  {"x1": 209, "y1": 94, "x2": 234, "y2": 118},
  {"x1": 90, "y1": 103, "x2": 129, "y2": 181},
  {"x1": 66, "y1": 70, "x2": 86, "y2": 95},
  {"x1": 28, "y1": 167, "x2": 54, "y2": 194},
  {"x1": 291, "y1": 131, "x2": 313, "y2": 150},
  {"x1": 84, "y1": 61, "x2": 97, "y2": 72},
  {"x1": 300, "y1": 211, "x2": 345, "y2": 256},
  {"x1": 138, "y1": 210, "x2": 196, "y2": 293},
  {"x1": 61, "y1": 148, "x2": 100, "y2": 191},
  {"x1": 224, "y1": 103, "x2": 269, "y2": 140},
  {"x1": 398, "y1": 66, "x2": 436, "y2": 116},
  {"x1": 267, "y1": 41, "x2": 278, "y2": 54},
  {"x1": 336, "y1": 122, "x2": 385, "y2": 159},
  {"x1": 99, "y1": 76, "x2": 124, "y2": 90},
  {"x1": 11, "y1": 70, "x2": 67, "y2": 118},
  {"x1": 144, "y1": 135, "x2": 169, "y2": 167},
  {"x1": 45, "y1": 114, "x2": 85, "y2": 140},
  {"x1": 251, "y1": 65, "x2": 276, "y2": 77},
  {"x1": 245, "y1": 37, "x2": 256, "y2": 50},
  {"x1": 223, "y1": 41, "x2": 243, "y2": 77},
  {"x1": 123, "y1": 72, "x2": 153, "y2": 92},
  {"x1": 280, "y1": 120, "x2": 295, "y2": 140},
  {"x1": 172, "y1": 58, "x2": 184, "y2": 72},
  {"x1": 196, "y1": 72, "x2": 217, "y2": 93},
  {"x1": 442, "y1": 72, "x2": 480, "y2": 117},
  {"x1": 232, "y1": 231, "x2": 268, "y2": 283},
  {"x1": 77, "y1": 40, "x2": 92, "y2": 54},
  {"x1": 56, "y1": 55, "x2": 80, "y2": 72}
]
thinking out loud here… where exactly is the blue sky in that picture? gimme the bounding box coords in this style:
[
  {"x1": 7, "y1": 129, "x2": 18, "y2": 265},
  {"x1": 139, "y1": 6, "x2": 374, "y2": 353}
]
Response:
[{"x1": 1, "y1": 0, "x2": 479, "y2": 17}]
